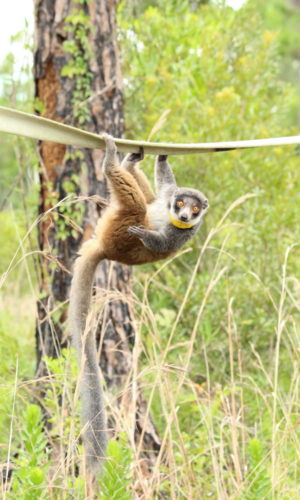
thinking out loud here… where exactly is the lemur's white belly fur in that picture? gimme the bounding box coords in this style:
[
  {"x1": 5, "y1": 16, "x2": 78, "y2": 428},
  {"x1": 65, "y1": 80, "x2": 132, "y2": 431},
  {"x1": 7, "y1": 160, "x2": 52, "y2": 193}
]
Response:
[{"x1": 147, "y1": 198, "x2": 169, "y2": 230}]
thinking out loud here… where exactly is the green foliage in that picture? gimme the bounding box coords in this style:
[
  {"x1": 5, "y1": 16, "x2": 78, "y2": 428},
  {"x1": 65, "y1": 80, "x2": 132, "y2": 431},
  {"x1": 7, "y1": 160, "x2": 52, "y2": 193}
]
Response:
[
  {"x1": 0, "y1": 298, "x2": 35, "y2": 450},
  {"x1": 257, "y1": 0, "x2": 300, "y2": 120},
  {"x1": 0, "y1": 211, "x2": 23, "y2": 275},
  {"x1": 62, "y1": 0, "x2": 93, "y2": 124},
  {"x1": 0, "y1": 30, "x2": 37, "y2": 209},
  {"x1": 258, "y1": 0, "x2": 300, "y2": 61},
  {"x1": 121, "y1": 0, "x2": 300, "y2": 358},
  {"x1": 8, "y1": 404, "x2": 50, "y2": 500},
  {"x1": 119, "y1": 0, "x2": 300, "y2": 496},
  {"x1": 0, "y1": 209, "x2": 36, "y2": 451},
  {"x1": 99, "y1": 435, "x2": 133, "y2": 500},
  {"x1": 49, "y1": 161, "x2": 85, "y2": 241},
  {"x1": 43, "y1": 349, "x2": 79, "y2": 444},
  {"x1": 242, "y1": 438, "x2": 271, "y2": 500}
]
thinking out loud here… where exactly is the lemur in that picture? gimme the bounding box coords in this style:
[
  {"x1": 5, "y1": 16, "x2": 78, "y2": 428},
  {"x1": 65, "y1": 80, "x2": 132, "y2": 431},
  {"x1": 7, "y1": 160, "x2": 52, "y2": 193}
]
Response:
[{"x1": 69, "y1": 134, "x2": 208, "y2": 475}]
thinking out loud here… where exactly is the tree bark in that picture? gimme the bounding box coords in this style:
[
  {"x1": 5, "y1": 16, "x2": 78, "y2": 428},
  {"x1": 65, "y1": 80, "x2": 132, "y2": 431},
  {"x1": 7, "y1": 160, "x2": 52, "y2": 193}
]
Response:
[{"x1": 34, "y1": 0, "x2": 160, "y2": 474}]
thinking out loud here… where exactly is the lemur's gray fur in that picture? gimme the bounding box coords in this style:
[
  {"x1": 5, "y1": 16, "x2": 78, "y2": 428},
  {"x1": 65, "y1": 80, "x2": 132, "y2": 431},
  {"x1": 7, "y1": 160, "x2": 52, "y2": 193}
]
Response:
[{"x1": 129, "y1": 155, "x2": 208, "y2": 252}]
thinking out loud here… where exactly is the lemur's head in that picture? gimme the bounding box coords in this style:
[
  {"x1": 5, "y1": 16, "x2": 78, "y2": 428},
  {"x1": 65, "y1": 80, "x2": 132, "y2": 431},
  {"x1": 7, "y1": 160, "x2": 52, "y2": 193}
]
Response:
[{"x1": 169, "y1": 188, "x2": 209, "y2": 228}]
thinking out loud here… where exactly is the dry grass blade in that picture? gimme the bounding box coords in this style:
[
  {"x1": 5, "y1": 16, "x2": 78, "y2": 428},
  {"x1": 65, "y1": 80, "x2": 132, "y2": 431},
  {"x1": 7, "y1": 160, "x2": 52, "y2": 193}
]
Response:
[{"x1": 147, "y1": 109, "x2": 171, "y2": 141}]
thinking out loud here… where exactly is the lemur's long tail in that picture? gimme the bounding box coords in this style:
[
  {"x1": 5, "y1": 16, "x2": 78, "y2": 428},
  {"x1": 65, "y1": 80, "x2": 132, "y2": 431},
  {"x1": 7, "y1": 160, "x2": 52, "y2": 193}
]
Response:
[{"x1": 69, "y1": 241, "x2": 107, "y2": 474}]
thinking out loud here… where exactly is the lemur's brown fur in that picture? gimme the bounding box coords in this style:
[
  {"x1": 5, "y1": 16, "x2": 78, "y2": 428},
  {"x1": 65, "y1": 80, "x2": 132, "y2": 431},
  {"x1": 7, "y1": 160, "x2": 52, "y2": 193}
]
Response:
[{"x1": 78, "y1": 157, "x2": 173, "y2": 267}]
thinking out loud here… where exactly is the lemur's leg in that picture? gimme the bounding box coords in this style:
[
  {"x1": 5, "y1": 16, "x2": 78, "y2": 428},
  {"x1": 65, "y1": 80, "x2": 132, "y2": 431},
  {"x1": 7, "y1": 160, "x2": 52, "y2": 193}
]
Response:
[
  {"x1": 155, "y1": 155, "x2": 176, "y2": 195},
  {"x1": 120, "y1": 149, "x2": 155, "y2": 204},
  {"x1": 102, "y1": 134, "x2": 147, "y2": 214}
]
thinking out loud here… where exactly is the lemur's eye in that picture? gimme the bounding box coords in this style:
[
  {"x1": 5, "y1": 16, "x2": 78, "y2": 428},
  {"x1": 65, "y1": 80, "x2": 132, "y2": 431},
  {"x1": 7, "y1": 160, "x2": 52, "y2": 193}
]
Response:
[
  {"x1": 193, "y1": 206, "x2": 200, "y2": 213},
  {"x1": 177, "y1": 200, "x2": 185, "y2": 208}
]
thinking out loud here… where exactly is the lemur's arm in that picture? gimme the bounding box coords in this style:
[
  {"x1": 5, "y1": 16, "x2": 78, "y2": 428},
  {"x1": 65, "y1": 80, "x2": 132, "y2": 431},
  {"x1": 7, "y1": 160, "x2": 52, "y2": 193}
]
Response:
[
  {"x1": 155, "y1": 155, "x2": 176, "y2": 195},
  {"x1": 128, "y1": 226, "x2": 171, "y2": 252},
  {"x1": 128, "y1": 224, "x2": 197, "y2": 253}
]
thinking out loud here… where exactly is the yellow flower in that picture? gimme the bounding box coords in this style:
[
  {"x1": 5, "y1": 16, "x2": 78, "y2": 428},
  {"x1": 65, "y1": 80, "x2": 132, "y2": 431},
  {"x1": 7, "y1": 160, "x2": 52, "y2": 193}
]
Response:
[
  {"x1": 259, "y1": 126, "x2": 268, "y2": 138},
  {"x1": 144, "y1": 7, "x2": 159, "y2": 19},
  {"x1": 216, "y1": 87, "x2": 239, "y2": 102},
  {"x1": 263, "y1": 30, "x2": 277, "y2": 45},
  {"x1": 274, "y1": 147, "x2": 283, "y2": 156},
  {"x1": 238, "y1": 56, "x2": 251, "y2": 66},
  {"x1": 146, "y1": 76, "x2": 156, "y2": 86},
  {"x1": 207, "y1": 106, "x2": 215, "y2": 117},
  {"x1": 161, "y1": 70, "x2": 171, "y2": 80}
]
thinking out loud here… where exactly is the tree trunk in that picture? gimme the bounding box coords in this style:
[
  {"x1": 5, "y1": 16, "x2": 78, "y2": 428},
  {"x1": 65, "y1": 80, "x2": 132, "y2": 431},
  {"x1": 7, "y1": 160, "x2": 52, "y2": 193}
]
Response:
[{"x1": 34, "y1": 0, "x2": 160, "y2": 474}]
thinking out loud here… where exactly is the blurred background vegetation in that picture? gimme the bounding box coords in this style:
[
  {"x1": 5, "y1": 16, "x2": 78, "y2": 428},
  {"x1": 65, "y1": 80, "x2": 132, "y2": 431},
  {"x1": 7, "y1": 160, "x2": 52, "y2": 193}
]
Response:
[{"x1": 1, "y1": 0, "x2": 300, "y2": 498}]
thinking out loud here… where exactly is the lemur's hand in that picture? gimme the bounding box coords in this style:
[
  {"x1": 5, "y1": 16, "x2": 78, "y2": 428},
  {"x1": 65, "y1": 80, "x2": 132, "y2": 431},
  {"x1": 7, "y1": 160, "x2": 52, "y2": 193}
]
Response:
[
  {"x1": 158, "y1": 155, "x2": 168, "y2": 162},
  {"x1": 102, "y1": 133, "x2": 117, "y2": 173},
  {"x1": 128, "y1": 225, "x2": 147, "y2": 238}
]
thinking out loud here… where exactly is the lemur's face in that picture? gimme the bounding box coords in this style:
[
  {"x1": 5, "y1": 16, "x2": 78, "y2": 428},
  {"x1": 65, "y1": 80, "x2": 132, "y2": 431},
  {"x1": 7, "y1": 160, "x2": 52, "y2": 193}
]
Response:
[{"x1": 169, "y1": 188, "x2": 209, "y2": 227}]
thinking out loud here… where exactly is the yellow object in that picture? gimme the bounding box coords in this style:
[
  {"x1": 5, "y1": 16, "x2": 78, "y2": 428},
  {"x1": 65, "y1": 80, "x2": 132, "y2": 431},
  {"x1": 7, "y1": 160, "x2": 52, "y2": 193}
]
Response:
[{"x1": 169, "y1": 213, "x2": 193, "y2": 229}]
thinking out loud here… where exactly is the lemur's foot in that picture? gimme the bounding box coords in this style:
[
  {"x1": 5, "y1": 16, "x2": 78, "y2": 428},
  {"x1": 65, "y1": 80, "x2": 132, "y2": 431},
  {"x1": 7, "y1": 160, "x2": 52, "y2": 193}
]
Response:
[
  {"x1": 102, "y1": 132, "x2": 117, "y2": 153},
  {"x1": 158, "y1": 154, "x2": 168, "y2": 162},
  {"x1": 128, "y1": 225, "x2": 147, "y2": 238},
  {"x1": 102, "y1": 133, "x2": 117, "y2": 173},
  {"x1": 126, "y1": 147, "x2": 144, "y2": 163}
]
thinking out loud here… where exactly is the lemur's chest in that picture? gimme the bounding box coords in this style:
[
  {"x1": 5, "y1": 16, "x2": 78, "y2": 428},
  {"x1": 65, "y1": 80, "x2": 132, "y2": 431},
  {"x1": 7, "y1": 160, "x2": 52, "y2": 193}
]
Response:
[{"x1": 147, "y1": 198, "x2": 169, "y2": 230}]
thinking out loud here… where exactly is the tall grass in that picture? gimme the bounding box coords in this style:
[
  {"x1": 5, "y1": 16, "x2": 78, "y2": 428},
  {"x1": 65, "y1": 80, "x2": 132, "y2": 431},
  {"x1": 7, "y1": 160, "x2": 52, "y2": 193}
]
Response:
[{"x1": 1, "y1": 194, "x2": 299, "y2": 499}]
